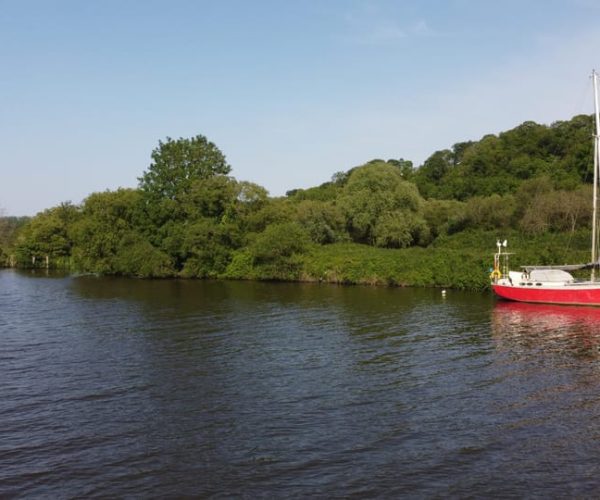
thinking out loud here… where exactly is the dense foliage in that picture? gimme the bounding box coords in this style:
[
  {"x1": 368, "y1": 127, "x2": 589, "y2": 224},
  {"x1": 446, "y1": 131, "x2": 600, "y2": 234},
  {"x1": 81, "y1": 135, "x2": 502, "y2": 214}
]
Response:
[
  {"x1": 2, "y1": 115, "x2": 597, "y2": 290},
  {"x1": 414, "y1": 116, "x2": 594, "y2": 200}
]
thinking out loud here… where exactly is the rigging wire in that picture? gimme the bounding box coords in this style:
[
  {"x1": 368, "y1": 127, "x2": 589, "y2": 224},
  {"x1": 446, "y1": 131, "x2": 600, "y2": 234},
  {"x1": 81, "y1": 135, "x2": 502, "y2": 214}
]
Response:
[{"x1": 570, "y1": 77, "x2": 593, "y2": 120}]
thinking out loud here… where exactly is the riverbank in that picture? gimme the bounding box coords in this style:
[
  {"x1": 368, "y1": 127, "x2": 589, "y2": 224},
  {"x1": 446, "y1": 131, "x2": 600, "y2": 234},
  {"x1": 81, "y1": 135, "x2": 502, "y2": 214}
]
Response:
[
  {"x1": 224, "y1": 229, "x2": 591, "y2": 291},
  {"x1": 4, "y1": 229, "x2": 590, "y2": 292}
]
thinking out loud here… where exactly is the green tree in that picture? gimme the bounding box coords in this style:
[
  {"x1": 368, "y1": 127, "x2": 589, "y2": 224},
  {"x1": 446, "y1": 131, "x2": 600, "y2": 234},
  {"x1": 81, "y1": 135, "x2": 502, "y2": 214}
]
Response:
[
  {"x1": 0, "y1": 216, "x2": 31, "y2": 266},
  {"x1": 373, "y1": 210, "x2": 430, "y2": 248},
  {"x1": 463, "y1": 194, "x2": 516, "y2": 230},
  {"x1": 152, "y1": 177, "x2": 268, "y2": 274},
  {"x1": 180, "y1": 218, "x2": 241, "y2": 278},
  {"x1": 70, "y1": 189, "x2": 172, "y2": 276},
  {"x1": 180, "y1": 175, "x2": 239, "y2": 220},
  {"x1": 338, "y1": 161, "x2": 426, "y2": 246},
  {"x1": 236, "y1": 181, "x2": 269, "y2": 208},
  {"x1": 14, "y1": 203, "x2": 80, "y2": 267},
  {"x1": 138, "y1": 135, "x2": 231, "y2": 233},
  {"x1": 0, "y1": 209, "x2": 10, "y2": 265},
  {"x1": 249, "y1": 222, "x2": 311, "y2": 279},
  {"x1": 387, "y1": 158, "x2": 415, "y2": 180},
  {"x1": 520, "y1": 186, "x2": 591, "y2": 234},
  {"x1": 241, "y1": 197, "x2": 294, "y2": 234},
  {"x1": 135, "y1": 135, "x2": 241, "y2": 272},
  {"x1": 552, "y1": 115, "x2": 594, "y2": 183},
  {"x1": 423, "y1": 199, "x2": 467, "y2": 237},
  {"x1": 228, "y1": 180, "x2": 271, "y2": 233},
  {"x1": 139, "y1": 135, "x2": 231, "y2": 200},
  {"x1": 414, "y1": 115, "x2": 595, "y2": 201},
  {"x1": 0, "y1": 208, "x2": 6, "y2": 246},
  {"x1": 513, "y1": 175, "x2": 554, "y2": 221},
  {"x1": 414, "y1": 149, "x2": 454, "y2": 198},
  {"x1": 286, "y1": 181, "x2": 341, "y2": 202},
  {"x1": 294, "y1": 200, "x2": 346, "y2": 244}
]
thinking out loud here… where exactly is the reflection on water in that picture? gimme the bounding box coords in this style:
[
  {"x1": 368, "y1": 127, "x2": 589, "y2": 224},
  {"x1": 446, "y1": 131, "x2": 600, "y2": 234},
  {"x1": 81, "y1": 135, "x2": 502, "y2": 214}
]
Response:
[
  {"x1": 492, "y1": 301, "x2": 600, "y2": 359},
  {"x1": 4, "y1": 270, "x2": 600, "y2": 497}
]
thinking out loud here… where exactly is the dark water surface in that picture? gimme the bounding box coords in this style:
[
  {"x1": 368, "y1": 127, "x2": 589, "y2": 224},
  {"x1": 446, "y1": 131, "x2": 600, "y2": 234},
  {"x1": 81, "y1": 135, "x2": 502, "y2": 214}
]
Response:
[{"x1": 2, "y1": 270, "x2": 600, "y2": 497}]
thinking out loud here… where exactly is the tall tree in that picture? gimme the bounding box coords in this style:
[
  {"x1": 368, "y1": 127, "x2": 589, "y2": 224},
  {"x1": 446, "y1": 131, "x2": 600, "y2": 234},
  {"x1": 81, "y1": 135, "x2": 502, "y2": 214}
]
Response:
[
  {"x1": 338, "y1": 161, "x2": 427, "y2": 246},
  {"x1": 137, "y1": 135, "x2": 232, "y2": 258},
  {"x1": 139, "y1": 135, "x2": 231, "y2": 201}
]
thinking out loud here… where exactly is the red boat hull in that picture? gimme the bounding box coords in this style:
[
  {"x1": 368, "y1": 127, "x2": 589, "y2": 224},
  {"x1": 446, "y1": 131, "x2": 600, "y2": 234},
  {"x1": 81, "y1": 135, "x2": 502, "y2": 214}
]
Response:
[{"x1": 493, "y1": 283, "x2": 600, "y2": 306}]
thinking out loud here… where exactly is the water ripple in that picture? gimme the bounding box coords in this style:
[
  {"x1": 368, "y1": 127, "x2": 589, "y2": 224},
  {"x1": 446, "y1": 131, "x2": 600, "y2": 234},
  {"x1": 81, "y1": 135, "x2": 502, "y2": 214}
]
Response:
[{"x1": 3, "y1": 271, "x2": 600, "y2": 497}]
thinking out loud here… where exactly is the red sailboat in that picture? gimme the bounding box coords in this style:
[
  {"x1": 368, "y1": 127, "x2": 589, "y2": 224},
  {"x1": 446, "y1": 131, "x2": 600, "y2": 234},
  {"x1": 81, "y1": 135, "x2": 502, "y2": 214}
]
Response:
[{"x1": 491, "y1": 70, "x2": 600, "y2": 306}]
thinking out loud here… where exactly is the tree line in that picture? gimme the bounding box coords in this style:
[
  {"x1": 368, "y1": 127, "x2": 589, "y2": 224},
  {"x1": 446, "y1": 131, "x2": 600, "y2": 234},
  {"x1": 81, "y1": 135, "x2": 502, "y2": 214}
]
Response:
[{"x1": 0, "y1": 113, "x2": 596, "y2": 287}]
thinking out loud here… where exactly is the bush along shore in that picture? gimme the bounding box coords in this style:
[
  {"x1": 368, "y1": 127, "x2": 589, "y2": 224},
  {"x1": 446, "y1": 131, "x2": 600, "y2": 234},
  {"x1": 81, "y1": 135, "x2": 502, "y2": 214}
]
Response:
[{"x1": 1, "y1": 115, "x2": 597, "y2": 291}]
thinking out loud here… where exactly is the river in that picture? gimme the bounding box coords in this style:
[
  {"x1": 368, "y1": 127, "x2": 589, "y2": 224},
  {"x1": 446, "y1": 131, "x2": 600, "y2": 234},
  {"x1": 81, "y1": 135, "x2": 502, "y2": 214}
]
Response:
[{"x1": 2, "y1": 269, "x2": 600, "y2": 497}]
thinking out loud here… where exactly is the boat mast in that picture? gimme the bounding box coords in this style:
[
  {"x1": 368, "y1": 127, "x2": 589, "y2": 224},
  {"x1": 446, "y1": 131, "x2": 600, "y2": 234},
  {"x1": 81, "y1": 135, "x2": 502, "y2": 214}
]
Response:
[{"x1": 592, "y1": 70, "x2": 600, "y2": 281}]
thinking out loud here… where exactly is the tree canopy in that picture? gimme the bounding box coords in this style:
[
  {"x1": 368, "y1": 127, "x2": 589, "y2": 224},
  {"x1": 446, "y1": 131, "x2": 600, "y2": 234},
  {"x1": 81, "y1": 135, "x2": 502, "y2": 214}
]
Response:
[
  {"x1": 4, "y1": 113, "x2": 598, "y2": 287},
  {"x1": 415, "y1": 115, "x2": 594, "y2": 200},
  {"x1": 338, "y1": 161, "x2": 427, "y2": 247},
  {"x1": 139, "y1": 135, "x2": 231, "y2": 201}
]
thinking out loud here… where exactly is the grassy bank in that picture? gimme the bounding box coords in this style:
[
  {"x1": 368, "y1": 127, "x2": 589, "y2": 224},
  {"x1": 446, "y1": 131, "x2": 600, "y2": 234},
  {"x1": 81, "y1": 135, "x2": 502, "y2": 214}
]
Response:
[
  {"x1": 3, "y1": 228, "x2": 592, "y2": 292},
  {"x1": 224, "y1": 230, "x2": 593, "y2": 291},
  {"x1": 300, "y1": 243, "x2": 489, "y2": 289}
]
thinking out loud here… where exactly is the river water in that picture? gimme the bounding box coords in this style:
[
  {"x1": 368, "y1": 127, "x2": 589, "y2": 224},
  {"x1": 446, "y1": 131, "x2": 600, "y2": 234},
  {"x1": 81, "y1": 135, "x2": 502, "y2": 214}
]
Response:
[{"x1": 2, "y1": 269, "x2": 600, "y2": 497}]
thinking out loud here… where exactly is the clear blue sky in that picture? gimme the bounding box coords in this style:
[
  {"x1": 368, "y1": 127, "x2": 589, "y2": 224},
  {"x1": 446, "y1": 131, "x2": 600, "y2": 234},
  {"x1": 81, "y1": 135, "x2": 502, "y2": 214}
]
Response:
[{"x1": 2, "y1": 0, "x2": 600, "y2": 215}]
